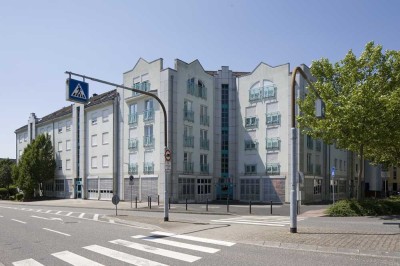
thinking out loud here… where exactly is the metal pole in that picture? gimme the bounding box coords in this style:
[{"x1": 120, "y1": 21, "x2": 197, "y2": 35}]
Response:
[
  {"x1": 249, "y1": 200, "x2": 252, "y2": 214},
  {"x1": 270, "y1": 200, "x2": 273, "y2": 215},
  {"x1": 206, "y1": 198, "x2": 208, "y2": 212},
  {"x1": 333, "y1": 176, "x2": 335, "y2": 204},
  {"x1": 227, "y1": 197, "x2": 229, "y2": 213},
  {"x1": 150, "y1": 197, "x2": 152, "y2": 209},
  {"x1": 115, "y1": 204, "x2": 117, "y2": 216},
  {"x1": 130, "y1": 186, "x2": 132, "y2": 209},
  {"x1": 135, "y1": 196, "x2": 137, "y2": 209},
  {"x1": 65, "y1": 71, "x2": 169, "y2": 221},
  {"x1": 185, "y1": 198, "x2": 187, "y2": 211},
  {"x1": 158, "y1": 195, "x2": 160, "y2": 206},
  {"x1": 169, "y1": 197, "x2": 171, "y2": 210}
]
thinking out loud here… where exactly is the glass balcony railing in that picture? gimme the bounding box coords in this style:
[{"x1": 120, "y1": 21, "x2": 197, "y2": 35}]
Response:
[
  {"x1": 143, "y1": 162, "x2": 154, "y2": 174},
  {"x1": 245, "y1": 117, "x2": 258, "y2": 128},
  {"x1": 266, "y1": 138, "x2": 281, "y2": 151},
  {"x1": 128, "y1": 163, "x2": 138, "y2": 175},
  {"x1": 128, "y1": 113, "x2": 138, "y2": 125},
  {"x1": 200, "y1": 163, "x2": 209, "y2": 174},
  {"x1": 132, "y1": 82, "x2": 151, "y2": 96},
  {"x1": 266, "y1": 163, "x2": 280, "y2": 175},
  {"x1": 266, "y1": 112, "x2": 281, "y2": 126},
  {"x1": 183, "y1": 161, "x2": 194, "y2": 174},
  {"x1": 128, "y1": 138, "x2": 138, "y2": 150},
  {"x1": 200, "y1": 115, "x2": 209, "y2": 126},
  {"x1": 143, "y1": 136, "x2": 155, "y2": 148},
  {"x1": 184, "y1": 135, "x2": 194, "y2": 148},
  {"x1": 184, "y1": 109, "x2": 194, "y2": 122},
  {"x1": 143, "y1": 109, "x2": 154, "y2": 122},
  {"x1": 200, "y1": 139, "x2": 209, "y2": 150}
]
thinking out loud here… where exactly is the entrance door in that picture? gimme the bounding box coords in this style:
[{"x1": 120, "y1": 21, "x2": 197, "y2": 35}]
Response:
[{"x1": 75, "y1": 178, "x2": 82, "y2": 199}]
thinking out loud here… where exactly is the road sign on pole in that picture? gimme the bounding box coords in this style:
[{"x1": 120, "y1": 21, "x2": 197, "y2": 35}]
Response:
[
  {"x1": 165, "y1": 149, "x2": 171, "y2": 161},
  {"x1": 165, "y1": 161, "x2": 171, "y2": 173},
  {"x1": 129, "y1": 175, "x2": 134, "y2": 186},
  {"x1": 66, "y1": 78, "x2": 89, "y2": 104}
]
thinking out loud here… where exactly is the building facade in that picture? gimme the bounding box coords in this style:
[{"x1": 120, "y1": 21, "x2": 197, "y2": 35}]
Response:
[{"x1": 16, "y1": 58, "x2": 392, "y2": 203}]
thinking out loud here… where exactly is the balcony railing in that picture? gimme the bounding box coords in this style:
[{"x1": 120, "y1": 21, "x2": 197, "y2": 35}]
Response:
[
  {"x1": 183, "y1": 135, "x2": 194, "y2": 148},
  {"x1": 200, "y1": 139, "x2": 209, "y2": 150},
  {"x1": 249, "y1": 85, "x2": 277, "y2": 102},
  {"x1": 143, "y1": 162, "x2": 154, "y2": 174},
  {"x1": 197, "y1": 86, "x2": 207, "y2": 99},
  {"x1": 183, "y1": 161, "x2": 194, "y2": 174},
  {"x1": 143, "y1": 136, "x2": 155, "y2": 148},
  {"x1": 187, "y1": 83, "x2": 196, "y2": 96},
  {"x1": 266, "y1": 112, "x2": 281, "y2": 126},
  {"x1": 128, "y1": 113, "x2": 138, "y2": 125},
  {"x1": 184, "y1": 109, "x2": 194, "y2": 122},
  {"x1": 266, "y1": 138, "x2": 281, "y2": 151},
  {"x1": 143, "y1": 109, "x2": 154, "y2": 122},
  {"x1": 132, "y1": 82, "x2": 150, "y2": 96},
  {"x1": 245, "y1": 140, "x2": 258, "y2": 150},
  {"x1": 128, "y1": 138, "x2": 138, "y2": 150},
  {"x1": 200, "y1": 115, "x2": 209, "y2": 126},
  {"x1": 128, "y1": 163, "x2": 138, "y2": 175},
  {"x1": 266, "y1": 163, "x2": 280, "y2": 175},
  {"x1": 245, "y1": 117, "x2": 258, "y2": 128},
  {"x1": 200, "y1": 163, "x2": 209, "y2": 174}
]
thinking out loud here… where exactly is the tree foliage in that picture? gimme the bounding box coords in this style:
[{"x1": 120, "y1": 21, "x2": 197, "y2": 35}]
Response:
[
  {"x1": 0, "y1": 158, "x2": 14, "y2": 188},
  {"x1": 297, "y1": 42, "x2": 400, "y2": 199},
  {"x1": 14, "y1": 134, "x2": 56, "y2": 198}
]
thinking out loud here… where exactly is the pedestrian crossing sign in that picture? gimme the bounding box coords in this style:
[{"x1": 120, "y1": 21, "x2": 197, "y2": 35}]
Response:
[{"x1": 66, "y1": 78, "x2": 89, "y2": 103}]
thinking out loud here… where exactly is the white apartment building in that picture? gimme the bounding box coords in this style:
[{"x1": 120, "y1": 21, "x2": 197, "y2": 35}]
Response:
[{"x1": 17, "y1": 58, "x2": 379, "y2": 204}]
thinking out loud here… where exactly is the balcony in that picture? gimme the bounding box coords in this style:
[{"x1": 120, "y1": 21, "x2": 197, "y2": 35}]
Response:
[
  {"x1": 249, "y1": 88, "x2": 262, "y2": 102},
  {"x1": 266, "y1": 112, "x2": 281, "y2": 126},
  {"x1": 143, "y1": 162, "x2": 154, "y2": 175},
  {"x1": 132, "y1": 82, "x2": 150, "y2": 96},
  {"x1": 200, "y1": 138, "x2": 209, "y2": 150},
  {"x1": 197, "y1": 85, "x2": 207, "y2": 99},
  {"x1": 184, "y1": 109, "x2": 194, "y2": 122},
  {"x1": 128, "y1": 163, "x2": 138, "y2": 175},
  {"x1": 187, "y1": 82, "x2": 196, "y2": 96},
  {"x1": 183, "y1": 135, "x2": 194, "y2": 148},
  {"x1": 183, "y1": 161, "x2": 194, "y2": 174},
  {"x1": 200, "y1": 163, "x2": 209, "y2": 174},
  {"x1": 266, "y1": 138, "x2": 281, "y2": 151},
  {"x1": 245, "y1": 140, "x2": 258, "y2": 150},
  {"x1": 143, "y1": 109, "x2": 154, "y2": 122},
  {"x1": 128, "y1": 138, "x2": 138, "y2": 150},
  {"x1": 266, "y1": 163, "x2": 280, "y2": 175},
  {"x1": 143, "y1": 136, "x2": 155, "y2": 148},
  {"x1": 245, "y1": 117, "x2": 258, "y2": 129},
  {"x1": 128, "y1": 113, "x2": 138, "y2": 125},
  {"x1": 200, "y1": 115, "x2": 209, "y2": 126},
  {"x1": 262, "y1": 85, "x2": 277, "y2": 99}
]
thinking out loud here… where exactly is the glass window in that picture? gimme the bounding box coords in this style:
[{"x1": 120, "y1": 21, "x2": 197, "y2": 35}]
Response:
[
  {"x1": 66, "y1": 120, "x2": 72, "y2": 131},
  {"x1": 102, "y1": 132, "x2": 109, "y2": 145},
  {"x1": 102, "y1": 109, "x2": 109, "y2": 122},
  {"x1": 55, "y1": 180, "x2": 64, "y2": 192},
  {"x1": 91, "y1": 134, "x2": 97, "y2": 146},
  {"x1": 102, "y1": 155, "x2": 109, "y2": 168},
  {"x1": 66, "y1": 140, "x2": 71, "y2": 151},
  {"x1": 91, "y1": 113, "x2": 97, "y2": 125},
  {"x1": 66, "y1": 159, "x2": 71, "y2": 170},
  {"x1": 58, "y1": 141, "x2": 63, "y2": 152},
  {"x1": 91, "y1": 156, "x2": 97, "y2": 168},
  {"x1": 58, "y1": 122, "x2": 63, "y2": 133}
]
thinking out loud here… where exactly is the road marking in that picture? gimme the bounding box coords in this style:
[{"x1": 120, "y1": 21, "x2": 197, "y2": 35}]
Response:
[
  {"x1": 78, "y1": 213, "x2": 85, "y2": 218},
  {"x1": 35, "y1": 209, "x2": 42, "y2": 212},
  {"x1": 212, "y1": 220, "x2": 286, "y2": 226},
  {"x1": 31, "y1": 215, "x2": 63, "y2": 221},
  {"x1": 151, "y1": 231, "x2": 236, "y2": 246},
  {"x1": 0, "y1": 215, "x2": 3, "y2": 217},
  {"x1": 55, "y1": 211, "x2": 62, "y2": 215},
  {"x1": 210, "y1": 216, "x2": 306, "y2": 226},
  {"x1": 84, "y1": 245, "x2": 168, "y2": 266},
  {"x1": 110, "y1": 239, "x2": 201, "y2": 262},
  {"x1": 45, "y1": 210, "x2": 52, "y2": 213},
  {"x1": 93, "y1": 214, "x2": 99, "y2": 221},
  {"x1": 133, "y1": 235, "x2": 220, "y2": 253},
  {"x1": 12, "y1": 258, "x2": 44, "y2": 266},
  {"x1": 43, "y1": 228, "x2": 71, "y2": 236},
  {"x1": 109, "y1": 219, "x2": 115, "y2": 223},
  {"x1": 11, "y1": 219, "x2": 26, "y2": 224},
  {"x1": 52, "y1": 250, "x2": 104, "y2": 266},
  {"x1": 66, "y1": 212, "x2": 73, "y2": 216}
]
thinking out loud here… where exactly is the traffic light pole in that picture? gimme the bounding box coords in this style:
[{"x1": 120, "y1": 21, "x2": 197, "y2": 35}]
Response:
[{"x1": 65, "y1": 71, "x2": 169, "y2": 221}]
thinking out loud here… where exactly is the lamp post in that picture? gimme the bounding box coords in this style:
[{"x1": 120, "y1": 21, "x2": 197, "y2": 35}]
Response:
[
  {"x1": 65, "y1": 71, "x2": 170, "y2": 222},
  {"x1": 290, "y1": 67, "x2": 322, "y2": 233}
]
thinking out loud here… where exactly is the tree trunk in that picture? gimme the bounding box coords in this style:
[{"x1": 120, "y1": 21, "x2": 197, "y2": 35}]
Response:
[{"x1": 357, "y1": 146, "x2": 364, "y2": 200}]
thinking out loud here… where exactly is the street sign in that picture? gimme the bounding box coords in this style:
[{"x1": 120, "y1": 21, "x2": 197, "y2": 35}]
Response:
[
  {"x1": 129, "y1": 175, "x2": 134, "y2": 186},
  {"x1": 112, "y1": 195, "x2": 120, "y2": 205},
  {"x1": 331, "y1": 167, "x2": 335, "y2": 177},
  {"x1": 165, "y1": 149, "x2": 171, "y2": 161},
  {"x1": 66, "y1": 78, "x2": 89, "y2": 104},
  {"x1": 165, "y1": 160, "x2": 171, "y2": 173}
]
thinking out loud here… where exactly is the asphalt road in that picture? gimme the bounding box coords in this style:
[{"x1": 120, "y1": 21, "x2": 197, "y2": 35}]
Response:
[{"x1": 0, "y1": 203, "x2": 399, "y2": 266}]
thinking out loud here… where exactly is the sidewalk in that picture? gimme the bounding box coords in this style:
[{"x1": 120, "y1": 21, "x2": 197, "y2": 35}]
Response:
[{"x1": 2, "y1": 199, "x2": 399, "y2": 259}]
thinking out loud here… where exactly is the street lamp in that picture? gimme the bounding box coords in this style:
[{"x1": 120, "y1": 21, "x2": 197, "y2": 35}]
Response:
[{"x1": 290, "y1": 67, "x2": 323, "y2": 233}]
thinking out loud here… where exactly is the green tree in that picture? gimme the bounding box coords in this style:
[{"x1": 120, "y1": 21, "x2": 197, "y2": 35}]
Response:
[
  {"x1": 297, "y1": 42, "x2": 400, "y2": 200},
  {"x1": 0, "y1": 158, "x2": 14, "y2": 188},
  {"x1": 14, "y1": 134, "x2": 56, "y2": 199}
]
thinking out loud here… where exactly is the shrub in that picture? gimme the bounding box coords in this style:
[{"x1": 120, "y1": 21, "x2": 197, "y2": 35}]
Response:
[
  {"x1": 9, "y1": 195, "x2": 15, "y2": 201},
  {"x1": 327, "y1": 198, "x2": 400, "y2": 216},
  {"x1": 8, "y1": 186, "x2": 18, "y2": 196},
  {"x1": 0, "y1": 188, "x2": 9, "y2": 199},
  {"x1": 15, "y1": 193, "x2": 24, "y2": 201}
]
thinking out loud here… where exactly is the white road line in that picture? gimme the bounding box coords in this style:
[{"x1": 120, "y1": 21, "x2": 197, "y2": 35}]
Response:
[
  {"x1": 133, "y1": 235, "x2": 220, "y2": 253},
  {"x1": 109, "y1": 219, "x2": 115, "y2": 224},
  {"x1": 84, "y1": 245, "x2": 168, "y2": 266},
  {"x1": 45, "y1": 210, "x2": 52, "y2": 213},
  {"x1": 93, "y1": 214, "x2": 99, "y2": 221},
  {"x1": 66, "y1": 212, "x2": 73, "y2": 216},
  {"x1": 55, "y1": 211, "x2": 62, "y2": 215},
  {"x1": 12, "y1": 219, "x2": 26, "y2": 224},
  {"x1": 35, "y1": 209, "x2": 42, "y2": 212},
  {"x1": 110, "y1": 239, "x2": 201, "y2": 263},
  {"x1": 31, "y1": 215, "x2": 50, "y2": 220},
  {"x1": 78, "y1": 213, "x2": 85, "y2": 218},
  {"x1": 211, "y1": 220, "x2": 286, "y2": 226},
  {"x1": 52, "y1": 250, "x2": 104, "y2": 266},
  {"x1": 12, "y1": 258, "x2": 44, "y2": 266},
  {"x1": 0, "y1": 215, "x2": 3, "y2": 217},
  {"x1": 151, "y1": 231, "x2": 236, "y2": 247},
  {"x1": 43, "y1": 228, "x2": 71, "y2": 236}
]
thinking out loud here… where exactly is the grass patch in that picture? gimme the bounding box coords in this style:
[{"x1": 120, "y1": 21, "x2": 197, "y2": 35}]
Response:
[{"x1": 326, "y1": 196, "x2": 400, "y2": 216}]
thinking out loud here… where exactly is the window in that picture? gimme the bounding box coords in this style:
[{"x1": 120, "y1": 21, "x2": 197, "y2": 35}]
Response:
[
  {"x1": 184, "y1": 152, "x2": 193, "y2": 173},
  {"x1": 144, "y1": 100, "x2": 154, "y2": 121},
  {"x1": 245, "y1": 140, "x2": 258, "y2": 150},
  {"x1": 200, "y1": 154, "x2": 208, "y2": 174},
  {"x1": 91, "y1": 134, "x2": 97, "y2": 147},
  {"x1": 91, "y1": 113, "x2": 97, "y2": 125},
  {"x1": 221, "y1": 153, "x2": 228, "y2": 174},
  {"x1": 266, "y1": 163, "x2": 280, "y2": 175},
  {"x1": 266, "y1": 112, "x2": 281, "y2": 126},
  {"x1": 307, "y1": 135, "x2": 313, "y2": 149},
  {"x1": 19, "y1": 135, "x2": 22, "y2": 143},
  {"x1": 24, "y1": 133, "x2": 27, "y2": 142},
  {"x1": 57, "y1": 160, "x2": 62, "y2": 170},
  {"x1": 200, "y1": 129, "x2": 208, "y2": 150},
  {"x1": 313, "y1": 179, "x2": 322, "y2": 195},
  {"x1": 144, "y1": 125, "x2": 154, "y2": 147},
  {"x1": 58, "y1": 141, "x2": 63, "y2": 152},
  {"x1": 393, "y1": 167, "x2": 397, "y2": 180},
  {"x1": 102, "y1": 132, "x2": 109, "y2": 145},
  {"x1": 245, "y1": 117, "x2": 258, "y2": 128},
  {"x1": 334, "y1": 158, "x2": 338, "y2": 168},
  {"x1": 240, "y1": 179, "x2": 260, "y2": 201},
  {"x1": 184, "y1": 100, "x2": 194, "y2": 122},
  {"x1": 102, "y1": 109, "x2": 109, "y2": 122},
  {"x1": 178, "y1": 178, "x2": 195, "y2": 200},
  {"x1": 315, "y1": 140, "x2": 322, "y2": 151},
  {"x1": 187, "y1": 78, "x2": 195, "y2": 95},
  {"x1": 266, "y1": 138, "x2": 280, "y2": 151},
  {"x1": 184, "y1": 126, "x2": 194, "y2": 148},
  {"x1": 66, "y1": 140, "x2": 71, "y2": 151},
  {"x1": 221, "y1": 130, "x2": 229, "y2": 151},
  {"x1": 58, "y1": 122, "x2": 63, "y2": 133},
  {"x1": 143, "y1": 162, "x2": 154, "y2": 174},
  {"x1": 197, "y1": 80, "x2": 207, "y2": 99},
  {"x1": 129, "y1": 103, "x2": 138, "y2": 125},
  {"x1": 18, "y1": 150, "x2": 22, "y2": 159},
  {"x1": 66, "y1": 159, "x2": 71, "y2": 170},
  {"x1": 339, "y1": 160, "x2": 342, "y2": 170},
  {"x1": 221, "y1": 84, "x2": 229, "y2": 104},
  {"x1": 200, "y1": 105, "x2": 209, "y2": 126},
  {"x1": 245, "y1": 164, "x2": 257, "y2": 175},
  {"x1": 55, "y1": 180, "x2": 64, "y2": 192},
  {"x1": 91, "y1": 156, "x2": 97, "y2": 168},
  {"x1": 102, "y1": 155, "x2": 109, "y2": 168},
  {"x1": 307, "y1": 153, "x2": 313, "y2": 173},
  {"x1": 66, "y1": 120, "x2": 72, "y2": 131},
  {"x1": 197, "y1": 178, "x2": 211, "y2": 194}
]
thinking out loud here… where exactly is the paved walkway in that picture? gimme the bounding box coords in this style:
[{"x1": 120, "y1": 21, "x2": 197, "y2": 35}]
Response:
[{"x1": 2, "y1": 199, "x2": 399, "y2": 259}]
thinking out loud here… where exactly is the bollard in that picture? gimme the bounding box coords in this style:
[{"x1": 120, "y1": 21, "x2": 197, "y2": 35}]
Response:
[
  {"x1": 147, "y1": 196, "x2": 150, "y2": 207},
  {"x1": 186, "y1": 198, "x2": 188, "y2": 211},
  {"x1": 135, "y1": 196, "x2": 137, "y2": 209},
  {"x1": 149, "y1": 196, "x2": 152, "y2": 209},
  {"x1": 169, "y1": 197, "x2": 171, "y2": 210},
  {"x1": 158, "y1": 195, "x2": 160, "y2": 206},
  {"x1": 249, "y1": 200, "x2": 252, "y2": 214},
  {"x1": 270, "y1": 200, "x2": 273, "y2": 215},
  {"x1": 227, "y1": 197, "x2": 229, "y2": 213},
  {"x1": 206, "y1": 198, "x2": 209, "y2": 212},
  {"x1": 297, "y1": 200, "x2": 300, "y2": 214}
]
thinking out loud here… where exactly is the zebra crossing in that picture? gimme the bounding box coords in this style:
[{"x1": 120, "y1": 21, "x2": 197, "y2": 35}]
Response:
[
  {"x1": 210, "y1": 215, "x2": 306, "y2": 226},
  {"x1": 12, "y1": 231, "x2": 236, "y2": 265}
]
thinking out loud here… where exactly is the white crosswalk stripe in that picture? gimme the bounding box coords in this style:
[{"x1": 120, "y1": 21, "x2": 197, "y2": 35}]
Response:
[
  {"x1": 211, "y1": 215, "x2": 306, "y2": 226},
  {"x1": 12, "y1": 232, "x2": 236, "y2": 265}
]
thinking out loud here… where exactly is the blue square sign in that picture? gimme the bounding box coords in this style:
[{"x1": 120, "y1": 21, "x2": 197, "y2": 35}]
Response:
[{"x1": 66, "y1": 78, "x2": 89, "y2": 104}]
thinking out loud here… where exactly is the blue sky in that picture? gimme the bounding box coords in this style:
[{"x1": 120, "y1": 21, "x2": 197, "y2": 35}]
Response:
[{"x1": 1, "y1": 0, "x2": 399, "y2": 158}]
